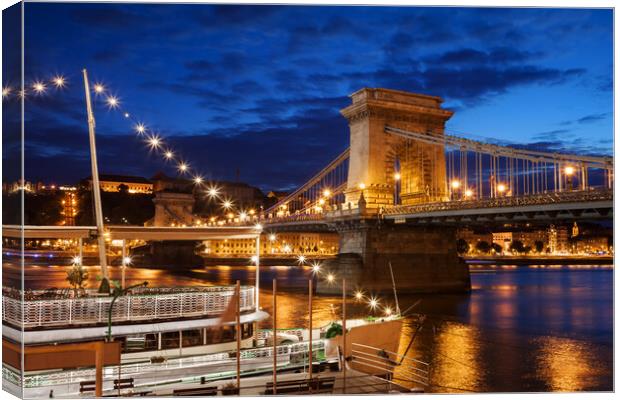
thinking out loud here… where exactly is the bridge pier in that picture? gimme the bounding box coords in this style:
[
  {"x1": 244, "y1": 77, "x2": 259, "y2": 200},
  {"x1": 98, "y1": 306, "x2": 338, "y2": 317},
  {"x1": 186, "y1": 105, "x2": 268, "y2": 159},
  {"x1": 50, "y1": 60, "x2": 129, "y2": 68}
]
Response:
[{"x1": 318, "y1": 217, "x2": 470, "y2": 294}]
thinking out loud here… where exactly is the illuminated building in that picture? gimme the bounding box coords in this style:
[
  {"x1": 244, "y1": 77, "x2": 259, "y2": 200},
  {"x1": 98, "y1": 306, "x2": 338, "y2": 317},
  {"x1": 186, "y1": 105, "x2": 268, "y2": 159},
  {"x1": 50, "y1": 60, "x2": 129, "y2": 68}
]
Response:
[{"x1": 84, "y1": 174, "x2": 153, "y2": 194}]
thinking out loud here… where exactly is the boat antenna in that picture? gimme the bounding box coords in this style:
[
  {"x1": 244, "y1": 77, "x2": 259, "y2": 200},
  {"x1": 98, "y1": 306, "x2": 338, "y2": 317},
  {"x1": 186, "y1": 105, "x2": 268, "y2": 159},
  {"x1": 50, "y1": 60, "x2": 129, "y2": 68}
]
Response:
[{"x1": 388, "y1": 261, "x2": 400, "y2": 316}]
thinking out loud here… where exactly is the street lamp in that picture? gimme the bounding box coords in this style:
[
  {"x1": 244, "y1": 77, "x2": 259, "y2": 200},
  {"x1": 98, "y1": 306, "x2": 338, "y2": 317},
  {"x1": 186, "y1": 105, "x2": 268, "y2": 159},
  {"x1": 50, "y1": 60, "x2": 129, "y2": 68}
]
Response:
[
  {"x1": 565, "y1": 166, "x2": 575, "y2": 191},
  {"x1": 497, "y1": 183, "x2": 507, "y2": 196}
]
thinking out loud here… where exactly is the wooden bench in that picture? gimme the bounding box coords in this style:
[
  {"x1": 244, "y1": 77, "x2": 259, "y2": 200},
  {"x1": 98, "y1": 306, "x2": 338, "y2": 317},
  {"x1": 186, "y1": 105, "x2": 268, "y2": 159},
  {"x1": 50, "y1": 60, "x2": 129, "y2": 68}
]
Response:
[
  {"x1": 114, "y1": 378, "x2": 135, "y2": 390},
  {"x1": 172, "y1": 386, "x2": 218, "y2": 396},
  {"x1": 264, "y1": 376, "x2": 336, "y2": 395},
  {"x1": 79, "y1": 380, "x2": 96, "y2": 393}
]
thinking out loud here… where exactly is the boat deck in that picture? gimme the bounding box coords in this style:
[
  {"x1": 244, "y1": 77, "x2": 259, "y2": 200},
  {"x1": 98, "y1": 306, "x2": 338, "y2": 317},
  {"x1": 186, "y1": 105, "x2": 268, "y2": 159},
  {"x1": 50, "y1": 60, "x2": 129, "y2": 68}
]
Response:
[{"x1": 101, "y1": 369, "x2": 416, "y2": 397}]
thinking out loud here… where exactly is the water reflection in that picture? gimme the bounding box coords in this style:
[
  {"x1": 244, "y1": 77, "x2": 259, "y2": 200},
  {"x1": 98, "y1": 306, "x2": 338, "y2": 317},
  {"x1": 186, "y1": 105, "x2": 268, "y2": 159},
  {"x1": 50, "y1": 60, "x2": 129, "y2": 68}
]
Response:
[{"x1": 2, "y1": 261, "x2": 612, "y2": 393}]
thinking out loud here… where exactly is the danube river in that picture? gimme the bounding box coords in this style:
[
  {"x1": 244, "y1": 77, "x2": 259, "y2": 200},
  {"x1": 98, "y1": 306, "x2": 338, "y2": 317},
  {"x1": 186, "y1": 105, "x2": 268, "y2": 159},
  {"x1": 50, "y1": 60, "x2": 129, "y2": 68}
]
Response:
[{"x1": 3, "y1": 261, "x2": 613, "y2": 393}]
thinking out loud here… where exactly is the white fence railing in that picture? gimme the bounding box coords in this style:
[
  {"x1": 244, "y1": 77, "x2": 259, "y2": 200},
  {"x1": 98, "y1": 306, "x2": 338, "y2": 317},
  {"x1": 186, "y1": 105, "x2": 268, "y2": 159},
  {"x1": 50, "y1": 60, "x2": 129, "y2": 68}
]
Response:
[
  {"x1": 3, "y1": 286, "x2": 255, "y2": 328},
  {"x1": 7, "y1": 340, "x2": 326, "y2": 389}
]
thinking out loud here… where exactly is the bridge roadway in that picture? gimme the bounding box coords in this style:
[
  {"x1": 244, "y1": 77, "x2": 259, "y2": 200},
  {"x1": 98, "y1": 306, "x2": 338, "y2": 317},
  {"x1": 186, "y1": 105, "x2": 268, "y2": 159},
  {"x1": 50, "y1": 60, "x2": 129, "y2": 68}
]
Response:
[
  {"x1": 261, "y1": 189, "x2": 613, "y2": 229},
  {"x1": 2, "y1": 225, "x2": 262, "y2": 240}
]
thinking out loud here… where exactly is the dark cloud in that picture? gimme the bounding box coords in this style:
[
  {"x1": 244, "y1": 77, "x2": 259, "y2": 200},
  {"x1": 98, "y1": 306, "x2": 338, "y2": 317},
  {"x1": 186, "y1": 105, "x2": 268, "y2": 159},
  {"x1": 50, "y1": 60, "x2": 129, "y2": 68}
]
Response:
[
  {"x1": 560, "y1": 112, "x2": 612, "y2": 126},
  {"x1": 577, "y1": 113, "x2": 611, "y2": 124},
  {"x1": 426, "y1": 47, "x2": 541, "y2": 65},
  {"x1": 70, "y1": 6, "x2": 140, "y2": 27}
]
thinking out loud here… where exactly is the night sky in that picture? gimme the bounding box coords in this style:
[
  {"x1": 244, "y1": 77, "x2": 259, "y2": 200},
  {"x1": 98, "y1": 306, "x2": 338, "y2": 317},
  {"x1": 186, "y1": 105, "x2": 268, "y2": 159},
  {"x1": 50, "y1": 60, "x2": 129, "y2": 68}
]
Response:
[{"x1": 2, "y1": 3, "x2": 613, "y2": 191}]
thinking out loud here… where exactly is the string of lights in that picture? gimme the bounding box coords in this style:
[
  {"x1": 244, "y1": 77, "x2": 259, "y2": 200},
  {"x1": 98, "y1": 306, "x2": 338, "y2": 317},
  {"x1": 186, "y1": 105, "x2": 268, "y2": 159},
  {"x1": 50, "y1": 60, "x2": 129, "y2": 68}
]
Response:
[{"x1": 2, "y1": 72, "x2": 243, "y2": 220}]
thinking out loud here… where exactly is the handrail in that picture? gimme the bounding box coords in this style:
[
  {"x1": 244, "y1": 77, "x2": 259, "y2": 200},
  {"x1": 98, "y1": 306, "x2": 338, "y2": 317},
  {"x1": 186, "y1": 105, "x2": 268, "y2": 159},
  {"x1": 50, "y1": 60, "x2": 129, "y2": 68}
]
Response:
[
  {"x1": 3, "y1": 286, "x2": 256, "y2": 328},
  {"x1": 384, "y1": 188, "x2": 613, "y2": 216}
]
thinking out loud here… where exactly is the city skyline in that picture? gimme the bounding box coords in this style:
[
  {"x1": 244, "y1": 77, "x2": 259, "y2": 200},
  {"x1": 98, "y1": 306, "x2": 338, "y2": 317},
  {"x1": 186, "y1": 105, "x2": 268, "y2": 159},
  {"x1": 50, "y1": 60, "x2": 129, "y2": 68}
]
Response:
[{"x1": 2, "y1": 4, "x2": 613, "y2": 192}]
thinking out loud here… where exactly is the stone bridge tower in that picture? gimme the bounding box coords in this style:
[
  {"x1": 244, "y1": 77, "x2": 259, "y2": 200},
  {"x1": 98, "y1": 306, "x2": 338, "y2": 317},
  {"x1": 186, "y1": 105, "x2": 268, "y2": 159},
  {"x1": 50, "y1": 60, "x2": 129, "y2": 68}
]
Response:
[
  {"x1": 319, "y1": 88, "x2": 470, "y2": 295},
  {"x1": 340, "y1": 88, "x2": 453, "y2": 208}
]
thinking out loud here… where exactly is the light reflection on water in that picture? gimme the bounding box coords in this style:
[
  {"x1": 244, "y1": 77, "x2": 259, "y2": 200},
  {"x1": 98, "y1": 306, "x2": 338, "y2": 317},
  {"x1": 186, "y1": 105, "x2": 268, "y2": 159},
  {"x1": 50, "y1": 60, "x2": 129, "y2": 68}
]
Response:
[{"x1": 2, "y1": 261, "x2": 612, "y2": 393}]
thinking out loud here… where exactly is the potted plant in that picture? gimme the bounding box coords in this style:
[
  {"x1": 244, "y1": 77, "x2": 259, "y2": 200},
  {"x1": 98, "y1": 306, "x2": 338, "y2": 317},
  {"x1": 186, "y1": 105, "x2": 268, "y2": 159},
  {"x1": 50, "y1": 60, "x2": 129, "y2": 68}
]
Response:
[
  {"x1": 66, "y1": 264, "x2": 88, "y2": 297},
  {"x1": 220, "y1": 381, "x2": 239, "y2": 395}
]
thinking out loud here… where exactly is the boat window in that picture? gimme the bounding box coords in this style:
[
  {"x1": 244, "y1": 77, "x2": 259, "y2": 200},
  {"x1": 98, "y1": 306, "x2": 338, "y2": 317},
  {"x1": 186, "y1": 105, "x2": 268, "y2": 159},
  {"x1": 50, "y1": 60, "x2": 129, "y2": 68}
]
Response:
[
  {"x1": 242, "y1": 323, "x2": 253, "y2": 339},
  {"x1": 221, "y1": 325, "x2": 235, "y2": 341},
  {"x1": 206, "y1": 327, "x2": 223, "y2": 344},
  {"x1": 161, "y1": 331, "x2": 180, "y2": 349},
  {"x1": 182, "y1": 329, "x2": 203, "y2": 347},
  {"x1": 119, "y1": 334, "x2": 157, "y2": 353}
]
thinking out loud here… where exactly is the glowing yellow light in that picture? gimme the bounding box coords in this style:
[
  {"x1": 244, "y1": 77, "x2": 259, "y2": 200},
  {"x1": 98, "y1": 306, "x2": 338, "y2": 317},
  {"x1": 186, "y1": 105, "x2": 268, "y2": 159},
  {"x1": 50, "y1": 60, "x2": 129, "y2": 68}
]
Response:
[
  {"x1": 254, "y1": 223, "x2": 263, "y2": 230},
  {"x1": 239, "y1": 212, "x2": 248, "y2": 220},
  {"x1": 122, "y1": 256, "x2": 132, "y2": 265},
  {"x1": 564, "y1": 166, "x2": 575, "y2": 176},
  {"x1": 464, "y1": 189, "x2": 473, "y2": 198},
  {"x1": 32, "y1": 81, "x2": 47, "y2": 94},
  {"x1": 193, "y1": 175, "x2": 203, "y2": 184},
  {"x1": 297, "y1": 254, "x2": 307, "y2": 264},
  {"x1": 106, "y1": 95, "x2": 120, "y2": 109},
  {"x1": 222, "y1": 200, "x2": 233, "y2": 210},
  {"x1": 93, "y1": 83, "x2": 105, "y2": 93},
  {"x1": 358, "y1": 183, "x2": 366, "y2": 190},
  {"x1": 354, "y1": 290, "x2": 364, "y2": 301},
  {"x1": 326, "y1": 273, "x2": 335, "y2": 283},
  {"x1": 71, "y1": 256, "x2": 81, "y2": 265},
  {"x1": 368, "y1": 296, "x2": 379, "y2": 310},
  {"x1": 311, "y1": 262, "x2": 321, "y2": 273},
  {"x1": 164, "y1": 150, "x2": 174, "y2": 159},
  {"x1": 207, "y1": 185, "x2": 220, "y2": 198},
  {"x1": 147, "y1": 135, "x2": 161, "y2": 149},
  {"x1": 384, "y1": 307, "x2": 392, "y2": 316},
  {"x1": 249, "y1": 209, "x2": 255, "y2": 215},
  {"x1": 451, "y1": 180, "x2": 461, "y2": 189},
  {"x1": 250, "y1": 255, "x2": 259, "y2": 264},
  {"x1": 135, "y1": 123, "x2": 146, "y2": 134},
  {"x1": 314, "y1": 205, "x2": 323, "y2": 212},
  {"x1": 323, "y1": 189, "x2": 331, "y2": 197},
  {"x1": 283, "y1": 245, "x2": 292, "y2": 253},
  {"x1": 51, "y1": 75, "x2": 66, "y2": 88},
  {"x1": 227, "y1": 212, "x2": 234, "y2": 219},
  {"x1": 318, "y1": 198, "x2": 325, "y2": 205},
  {"x1": 497, "y1": 183, "x2": 507, "y2": 193},
  {"x1": 178, "y1": 162, "x2": 189, "y2": 173},
  {"x1": 394, "y1": 172, "x2": 401, "y2": 181},
  {"x1": 269, "y1": 234, "x2": 277, "y2": 242},
  {"x1": 2, "y1": 86, "x2": 10, "y2": 98}
]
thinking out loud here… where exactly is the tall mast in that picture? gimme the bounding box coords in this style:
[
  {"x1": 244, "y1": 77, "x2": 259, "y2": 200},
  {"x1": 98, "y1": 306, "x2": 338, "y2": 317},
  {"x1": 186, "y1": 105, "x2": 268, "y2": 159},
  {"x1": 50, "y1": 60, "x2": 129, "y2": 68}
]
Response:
[{"x1": 82, "y1": 69, "x2": 109, "y2": 282}]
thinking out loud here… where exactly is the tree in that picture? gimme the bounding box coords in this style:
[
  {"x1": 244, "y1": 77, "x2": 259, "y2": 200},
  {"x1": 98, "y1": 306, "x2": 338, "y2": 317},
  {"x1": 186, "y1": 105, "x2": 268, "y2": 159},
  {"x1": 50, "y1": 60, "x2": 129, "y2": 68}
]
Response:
[
  {"x1": 534, "y1": 240, "x2": 545, "y2": 253},
  {"x1": 491, "y1": 243, "x2": 503, "y2": 254},
  {"x1": 475, "y1": 241, "x2": 491, "y2": 254},
  {"x1": 456, "y1": 238, "x2": 469, "y2": 254},
  {"x1": 66, "y1": 264, "x2": 89, "y2": 296},
  {"x1": 510, "y1": 240, "x2": 526, "y2": 254}
]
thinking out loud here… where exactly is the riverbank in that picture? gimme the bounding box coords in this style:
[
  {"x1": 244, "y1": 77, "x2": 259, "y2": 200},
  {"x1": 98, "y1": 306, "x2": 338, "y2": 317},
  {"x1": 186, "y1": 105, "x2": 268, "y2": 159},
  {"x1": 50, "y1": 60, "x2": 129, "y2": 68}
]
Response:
[{"x1": 465, "y1": 255, "x2": 613, "y2": 265}]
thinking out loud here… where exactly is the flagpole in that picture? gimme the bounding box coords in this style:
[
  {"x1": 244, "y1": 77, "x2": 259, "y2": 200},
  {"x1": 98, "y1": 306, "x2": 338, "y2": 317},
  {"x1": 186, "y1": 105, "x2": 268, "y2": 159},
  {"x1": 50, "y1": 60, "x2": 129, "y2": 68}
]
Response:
[
  {"x1": 272, "y1": 279, "x2": 277, "y2": 394},
  {"x1": 255, "y1": 235, "x2": 260, "y2": 312},
  {"x1": 82, "y1": 69, "x2": 109, "y2": 287},
  {"x1": 236, "y1": 280, "x2": 241, "y2": 393}
]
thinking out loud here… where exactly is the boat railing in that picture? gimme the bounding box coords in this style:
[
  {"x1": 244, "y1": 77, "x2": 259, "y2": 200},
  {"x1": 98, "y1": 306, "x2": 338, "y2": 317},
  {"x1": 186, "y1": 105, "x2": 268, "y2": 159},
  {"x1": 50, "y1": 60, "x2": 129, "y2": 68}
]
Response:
[
  {"x1": 8, "y1": 340, "x2": 326, "y2": 389},
  {"x1": 2, "y1": 286, "x2": 255, "y2": 328},
  {"x1": 350, "y1": 342, "x2": 430, "y2": 387}
]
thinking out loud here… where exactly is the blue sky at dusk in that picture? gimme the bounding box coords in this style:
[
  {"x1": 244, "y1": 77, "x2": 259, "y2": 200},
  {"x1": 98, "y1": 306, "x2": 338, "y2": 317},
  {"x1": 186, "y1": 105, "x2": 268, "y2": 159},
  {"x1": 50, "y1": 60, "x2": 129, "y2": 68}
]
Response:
[{"x1": 2, "y1": 3, "x2": 613, "y2": 191}]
